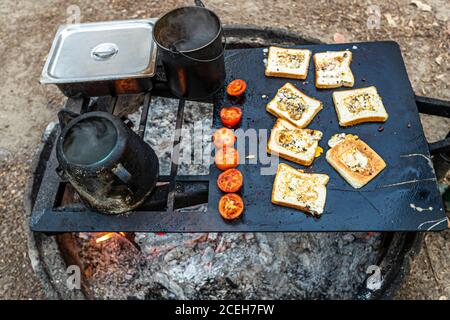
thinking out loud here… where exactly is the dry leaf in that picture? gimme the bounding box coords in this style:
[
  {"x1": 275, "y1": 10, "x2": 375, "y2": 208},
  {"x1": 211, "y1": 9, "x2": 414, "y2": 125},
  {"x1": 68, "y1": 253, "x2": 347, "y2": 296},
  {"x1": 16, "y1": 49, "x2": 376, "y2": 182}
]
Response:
[
  {"x1": 333, "y1": 33, "x2": 346, "y2": 43},
  {"x1": 410, "y1": 0, "x2": 432, "y2": 12}
]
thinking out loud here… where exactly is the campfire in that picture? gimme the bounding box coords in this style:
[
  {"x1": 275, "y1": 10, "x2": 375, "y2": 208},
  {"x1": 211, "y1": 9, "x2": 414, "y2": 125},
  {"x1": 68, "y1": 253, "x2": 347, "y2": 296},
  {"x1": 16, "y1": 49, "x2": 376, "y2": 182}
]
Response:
[
  {"x1": 58, "y1": 230, "x2": 383, "y2": 300},
  {"x1": 26, "y1": 92, "x2": 395, "y2": 299},
  {"x1": 27, "y1": 0, "x2": 449, "y2": 300},
  {"x1": 95, "y1": 232, "x2": 126, "y2": 244}
]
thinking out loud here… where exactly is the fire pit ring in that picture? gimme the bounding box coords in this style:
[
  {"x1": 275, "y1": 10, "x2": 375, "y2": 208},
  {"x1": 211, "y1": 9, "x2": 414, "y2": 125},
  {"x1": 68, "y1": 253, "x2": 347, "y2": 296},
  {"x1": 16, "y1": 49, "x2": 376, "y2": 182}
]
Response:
[{"x1": 25, "y1": 25, "x2": 424, "y2": 300}]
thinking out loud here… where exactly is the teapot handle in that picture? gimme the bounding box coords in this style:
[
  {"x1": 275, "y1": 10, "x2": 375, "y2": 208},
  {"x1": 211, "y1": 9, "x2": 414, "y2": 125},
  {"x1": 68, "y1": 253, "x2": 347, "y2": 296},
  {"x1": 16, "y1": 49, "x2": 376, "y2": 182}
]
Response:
[{"x1": 57, "y1": 109, "x2": 80, "y2": 130}]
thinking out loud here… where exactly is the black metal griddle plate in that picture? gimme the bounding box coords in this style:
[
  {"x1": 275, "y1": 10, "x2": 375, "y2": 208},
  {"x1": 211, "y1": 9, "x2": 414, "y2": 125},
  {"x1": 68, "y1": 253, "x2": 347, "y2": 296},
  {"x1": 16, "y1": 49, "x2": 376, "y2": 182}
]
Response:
[{"x1": 208, "y1": 41, "x2": 447, "y2": 232}]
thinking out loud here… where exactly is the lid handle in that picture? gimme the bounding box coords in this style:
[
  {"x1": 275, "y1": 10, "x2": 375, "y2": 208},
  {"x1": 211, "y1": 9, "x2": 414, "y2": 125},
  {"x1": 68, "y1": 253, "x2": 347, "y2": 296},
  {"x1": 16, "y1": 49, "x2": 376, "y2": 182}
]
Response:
[{"x1": 91, "y1": 43, "x2": 119, "y2": 61}]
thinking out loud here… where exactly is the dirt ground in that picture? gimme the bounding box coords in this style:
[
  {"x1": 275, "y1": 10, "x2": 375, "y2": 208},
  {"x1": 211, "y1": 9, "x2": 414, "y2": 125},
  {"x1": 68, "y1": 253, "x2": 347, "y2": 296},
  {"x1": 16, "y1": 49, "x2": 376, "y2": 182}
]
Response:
[{"x1": 0, "y1": 0, "x2": 448, "y2": 299}]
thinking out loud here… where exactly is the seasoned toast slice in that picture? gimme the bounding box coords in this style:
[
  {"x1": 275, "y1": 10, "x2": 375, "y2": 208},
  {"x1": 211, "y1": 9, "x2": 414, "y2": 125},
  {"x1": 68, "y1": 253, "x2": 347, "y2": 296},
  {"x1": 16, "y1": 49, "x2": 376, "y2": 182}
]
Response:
[
  {"x1": 267, "y1": 119, "x2": 323, "y2": 166},
  {"x1": 266, "y1": 82, "x2": 323, "y2": 128},
  {"x1": 326, "y1": 134, "x2": 386, "y2": 189},
  {"x1": 332, "y1": 86, "x2": 388, "y2": 126},
  {"x1": 265, "y1": 46, "x2": 312, "y2": 80},
  {"x1": 314, "y1": 50, "x2": 354, "y2": 88},
  {"x1": 272, "y1": 163, "x2": 329, "y2": 216}
]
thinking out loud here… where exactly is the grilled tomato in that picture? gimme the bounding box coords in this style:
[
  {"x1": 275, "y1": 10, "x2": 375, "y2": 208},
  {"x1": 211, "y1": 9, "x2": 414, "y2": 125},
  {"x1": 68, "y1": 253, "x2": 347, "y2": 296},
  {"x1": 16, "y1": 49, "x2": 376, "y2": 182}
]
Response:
[
  {"x1": 226, "y1": 79, "x2": 247, "y2": 96},
  {"x1": 220, "y1": 106, "x2": 242, "y2": 127},
  {"x1": 217, "y1": 169, "x2": 243, "y2": 193},
  {"x1": 215, "y1": 147, "x2": 239, "y2": 171},
  {"x1": 218, "y1": 193, "x2": 244, "y2": 220},
  {"x1": 213, "y1": 128, "x2": 236, "y2": 148}
]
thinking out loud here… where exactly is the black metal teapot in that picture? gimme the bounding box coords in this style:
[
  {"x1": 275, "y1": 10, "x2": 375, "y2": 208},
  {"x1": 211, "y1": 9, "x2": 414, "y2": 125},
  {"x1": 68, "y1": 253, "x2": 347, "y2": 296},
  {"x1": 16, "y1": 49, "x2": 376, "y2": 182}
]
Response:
[
  {"x1": 56, "y1": 110, "x2": 159, "y2": 214},
  {"x1": 153, "y1": 0, "x2": 226, "y2": 99}
]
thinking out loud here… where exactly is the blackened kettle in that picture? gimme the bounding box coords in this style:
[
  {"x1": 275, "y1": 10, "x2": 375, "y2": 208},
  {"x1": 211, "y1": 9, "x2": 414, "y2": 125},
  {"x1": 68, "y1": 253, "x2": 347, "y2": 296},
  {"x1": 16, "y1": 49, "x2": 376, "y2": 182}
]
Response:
[{"x1": 55, "y1": 110, "x2": 159, "y2": 214}]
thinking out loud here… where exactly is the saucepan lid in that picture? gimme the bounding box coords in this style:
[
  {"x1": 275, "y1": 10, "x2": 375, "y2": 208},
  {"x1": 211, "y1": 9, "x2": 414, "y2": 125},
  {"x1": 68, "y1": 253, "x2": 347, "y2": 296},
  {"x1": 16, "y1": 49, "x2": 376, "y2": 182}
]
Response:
[{"x1": 40, "y1": 19, "x2": 157, "y2": 84}]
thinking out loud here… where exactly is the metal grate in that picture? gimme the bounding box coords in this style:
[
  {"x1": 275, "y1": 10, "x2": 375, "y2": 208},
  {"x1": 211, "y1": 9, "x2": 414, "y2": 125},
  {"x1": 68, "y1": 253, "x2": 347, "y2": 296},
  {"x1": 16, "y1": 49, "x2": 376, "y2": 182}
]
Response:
[
  {"x1": 30, "y1": 91, "x2": 211, "y2": 232},
  {"x1": 30, "y1": 43, "x2": 449, "y2": 233}
]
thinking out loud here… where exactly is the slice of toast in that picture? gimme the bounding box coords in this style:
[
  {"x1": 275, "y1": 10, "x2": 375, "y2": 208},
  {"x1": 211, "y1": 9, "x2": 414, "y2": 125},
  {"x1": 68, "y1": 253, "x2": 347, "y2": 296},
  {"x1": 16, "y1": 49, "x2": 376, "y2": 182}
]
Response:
[
  {"x1": 265, "y1": 46, "x2": 312, "y2": 80},
  {"x1": 332, "y1": 86, "x2": 388, "y2": 126},
  {"x1": 314, "y1": 50, "x2": 354, "y2": 88},
  {"x1": 267, "y1": 119, "x2": 323, "y2": 166},
  {"x1": 272, "y1": 163, "x2": 329, "y2": 216},
  {"x1": 266, "y1": 82, "x2": 323, "y2": 128},
  {"x1": 326, "y1": 134, "x2": 386, "y2": 189}
]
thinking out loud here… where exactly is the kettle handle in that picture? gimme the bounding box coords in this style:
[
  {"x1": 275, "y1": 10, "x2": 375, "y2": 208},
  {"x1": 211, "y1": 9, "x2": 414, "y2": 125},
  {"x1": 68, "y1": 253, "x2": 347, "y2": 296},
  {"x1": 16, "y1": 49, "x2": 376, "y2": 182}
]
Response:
[
  {"x1": 55, "y1": 166, "x2": 69, "y2": 182},
  {"x1": 194, "y1": 0, "x2": 205, "y2": 7},
  {"x1": 58, "y1": 109, "x2": 80, "y2": 130},
  {"x1": 112, "y1": 163, "x2": 135, "y2": 194},
  {"x1": 169, "y1": 35, "x2": 227, "y2": 63}
]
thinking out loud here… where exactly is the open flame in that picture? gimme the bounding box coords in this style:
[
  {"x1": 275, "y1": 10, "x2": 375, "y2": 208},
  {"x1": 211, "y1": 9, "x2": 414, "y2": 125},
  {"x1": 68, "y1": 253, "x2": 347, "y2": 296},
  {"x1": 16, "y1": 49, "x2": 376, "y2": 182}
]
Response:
[
  {"x1": 95, "y1": 232, "x2": 126, "y2": 244},
  {"x1": 94, "y1": 232, "x2": 164, "y2": 244}
]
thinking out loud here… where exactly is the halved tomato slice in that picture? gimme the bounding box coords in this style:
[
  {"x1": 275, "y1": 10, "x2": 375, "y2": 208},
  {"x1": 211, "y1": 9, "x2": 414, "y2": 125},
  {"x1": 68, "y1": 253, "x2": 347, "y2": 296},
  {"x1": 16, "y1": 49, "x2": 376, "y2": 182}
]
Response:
[
  {"x1": 226, "y1": 79, "x2": 247, "y2": 96},
  {"x1": 215, "y1": 147, "x2": 239, "y2": 171},
  {"x1": 220, "y1": 106, "x2": 243, "y2": 127},
  {"x1": 218, "y1": 193, "x2": 244, "y2": 220},
  {"x1": 213, "y1": 127, "x2": 236, "y2": 148},
  {"x1": 217, "y1": 169, "x2": 243, "y2": 193}
]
